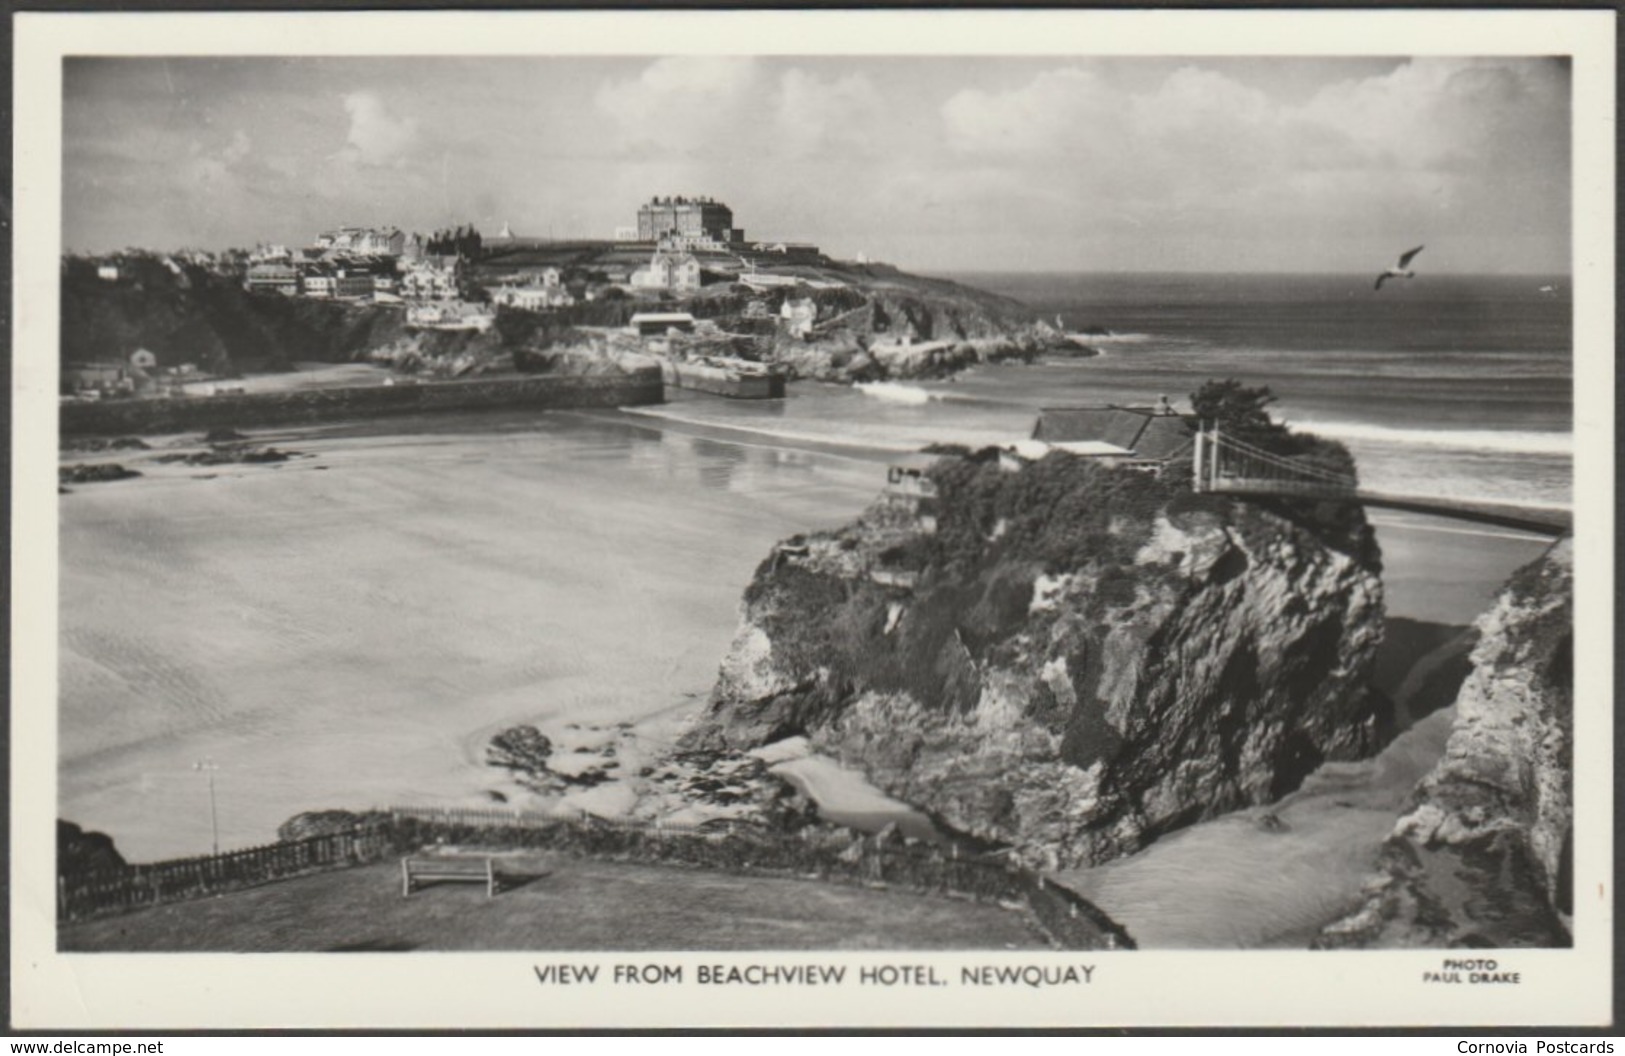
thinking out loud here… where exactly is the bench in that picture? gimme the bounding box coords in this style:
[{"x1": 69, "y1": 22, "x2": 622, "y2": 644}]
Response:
[{"x1": 401, "y1": 854, "x2": 497, "y2": 898}]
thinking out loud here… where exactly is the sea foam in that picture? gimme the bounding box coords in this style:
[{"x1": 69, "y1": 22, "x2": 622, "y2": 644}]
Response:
[
  {"x1": 1291, "y1": 418, "x2": 1573, "y2": 457},
  {"x1": 855, "y1": 381, "x2": 937, "y2": 405}
]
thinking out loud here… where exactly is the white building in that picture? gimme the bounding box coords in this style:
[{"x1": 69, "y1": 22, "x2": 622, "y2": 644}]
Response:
[
  {"x1": 488, "y1": 284, "x2": 575, "y2": 311},
  {"x1": 250, "y1": 244, "x2": 293, "y2": 263},
  {"x1": 400, "y1": 258, "x2": 462, "y2": 301},
  {"x1": 406, "y1": 302, "x2": 494, "y2": 332},
  {"x1": 302, "y1": 272, "x2": 336, "y2": 298},
  {"x1": 780, "y1": 297, "x2": 818, "y2": 338},
  {"x1": 738, "y1": 272, "x2": 800, "y2": 291},
  {"x1": 245, "y1": 262, "x2": 299, "y2": 295},
  {"x1": 628, "y1": 312, "x2": 697, "y2": 337},
  {"x1": 96, "y1": 264, "x2": 119, "y2": 281},
  {"x1": 630, "y1": 250, "x2": 701, "y2": 292},
  {"x1": 315, "y1": 226, "x2": 405, "y2": 258}
]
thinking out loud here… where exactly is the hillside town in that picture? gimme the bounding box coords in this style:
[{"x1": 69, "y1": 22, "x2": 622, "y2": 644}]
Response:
[
  {"x1": 61, "y1": 195, "x2": 912, "y2": 399},
  {"x1": 80, "y1": 197, "x2": 830, "y2": 317}
]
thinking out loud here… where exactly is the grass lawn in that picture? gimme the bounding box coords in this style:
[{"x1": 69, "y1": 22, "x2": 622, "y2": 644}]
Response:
[{"x1": 60, "y1": 856, "x2": 1047, "y2": 952}]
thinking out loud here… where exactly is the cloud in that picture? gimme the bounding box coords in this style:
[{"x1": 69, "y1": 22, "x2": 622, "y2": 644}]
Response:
[
  {"x1": 595, "y1": 57, "x2": 761, "y2": 153},
  {"x1": 341, "y1": 90, "x2": 418, "y2": 167},
  {"x1": 773, "y1": 69, "x2": 883, "y2": 158},
  {"x1": 222, "y1": 129, "x2": 252, "y2": 165},
  {"x1": 943, "y1": 67, "x2": 1118, "y2": 155},
  {"x1": 934, "y1": 57, "x2": 1568, "y2": 257},
  {"x1": 179, "y1": 130, "x2": 256, "y2": 192}
]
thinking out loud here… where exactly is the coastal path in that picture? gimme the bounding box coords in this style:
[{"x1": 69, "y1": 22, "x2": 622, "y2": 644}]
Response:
[{"x1": 1192, "y1": 422, "x2": 1571, "y2": 537}]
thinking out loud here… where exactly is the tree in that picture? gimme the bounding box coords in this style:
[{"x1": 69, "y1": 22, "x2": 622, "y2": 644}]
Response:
[{"x1": 1190, "y1": 378, "x2": 1292, "y2": 453}]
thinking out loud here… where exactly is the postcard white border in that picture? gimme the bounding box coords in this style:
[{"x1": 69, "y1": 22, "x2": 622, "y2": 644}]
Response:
[{"x1": 12, "y1": 7, "x2": 1616, "y2": 1030}]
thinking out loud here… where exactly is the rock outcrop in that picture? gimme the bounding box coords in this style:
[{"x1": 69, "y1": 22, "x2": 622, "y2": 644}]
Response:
[
  {"x1": 1317, "y1": 539, "x2": 1573, "y2": 948},
  {"x1": 683, "y1": 448, "x2": 1387, "y2": 869},
  {"x1": 61, "y1": 257, "x2": 406, "y2": 376}
]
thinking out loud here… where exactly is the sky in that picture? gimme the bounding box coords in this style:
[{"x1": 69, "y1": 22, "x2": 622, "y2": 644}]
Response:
[{"x1": 62, "y1": 55, "x2": 1571, "y2": 274}]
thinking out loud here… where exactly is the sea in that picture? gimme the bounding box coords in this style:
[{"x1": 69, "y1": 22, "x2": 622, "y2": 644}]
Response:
[
  {"x1": 634, "y1": 271, "x2": 1575, "y2": 512},
  {"x1": 57, "y1": 270, "x2": 1574, "y2": 917}
]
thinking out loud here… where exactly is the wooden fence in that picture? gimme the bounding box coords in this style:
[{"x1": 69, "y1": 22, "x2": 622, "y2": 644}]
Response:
[
  {"x1": 57, "y1": 806, "x2": 1135, "y2": 949},
  {"x1": 385, "y1": 805, "x2": 730, "y2": 837},
  {"x1": 58, "y1": 826, "x2": 395, "y2": 921}
]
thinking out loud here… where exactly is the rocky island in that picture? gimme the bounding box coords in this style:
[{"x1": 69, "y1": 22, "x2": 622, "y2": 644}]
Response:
[{"x1": 681, "y1": 437, "x2": 1391, "y2": 871}]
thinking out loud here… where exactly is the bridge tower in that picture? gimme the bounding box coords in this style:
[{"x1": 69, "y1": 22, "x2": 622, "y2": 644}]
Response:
[
  {"x1": 1192, "y1": 419, "x2": 1205, "y2": 492},
  {"x1": 1192, "y1": 420, "x2": 1221, "y2": 493}
]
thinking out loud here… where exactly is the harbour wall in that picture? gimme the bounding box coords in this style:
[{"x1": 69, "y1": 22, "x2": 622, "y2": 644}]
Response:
[{"x1": 59, "y1": 369, "x2": 665, "y2": 436}]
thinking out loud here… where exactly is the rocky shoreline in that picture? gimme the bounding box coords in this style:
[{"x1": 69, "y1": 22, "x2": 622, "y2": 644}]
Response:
[
  {"x1": 63, "y1": 252, "x2": 1090, "y2": 391},
  {"x1": 1317, "y1": 539, "x2": 1573, "y2": 948},
  {"x1": 55, "y1": 398, "x2": 1573, "y2": 950}
]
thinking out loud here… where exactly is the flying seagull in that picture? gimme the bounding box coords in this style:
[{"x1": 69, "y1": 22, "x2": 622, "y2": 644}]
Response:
[{"x1": 1374, "y1": 245, "x2": 1425, "y2": 290}]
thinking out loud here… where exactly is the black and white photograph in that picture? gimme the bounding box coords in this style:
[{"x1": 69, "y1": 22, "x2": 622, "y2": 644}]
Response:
[{"x1": 12, "y1": 7, "x2": 1614, "y2": 1030}]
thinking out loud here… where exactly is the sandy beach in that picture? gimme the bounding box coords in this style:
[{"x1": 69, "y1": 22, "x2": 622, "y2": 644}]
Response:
[{"x1": 58, "y1": 408, "x2": 1553, "y2": 868}]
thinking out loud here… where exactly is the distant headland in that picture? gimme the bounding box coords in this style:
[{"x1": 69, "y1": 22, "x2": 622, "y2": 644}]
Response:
[{"x1": 61, "y1": 195, "x2": 1089, "y2": 426}]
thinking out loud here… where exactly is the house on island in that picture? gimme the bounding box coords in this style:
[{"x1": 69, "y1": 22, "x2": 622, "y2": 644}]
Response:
[
  {"x1": 885, "y1": 451, "x2": 943, "y2": 499},
  {"x1": 1026, "y1": 400, "x2": 1194, "y2": 473}
]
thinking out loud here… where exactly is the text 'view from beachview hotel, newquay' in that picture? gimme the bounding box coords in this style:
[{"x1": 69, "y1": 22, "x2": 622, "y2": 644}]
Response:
[{"x1": 56, "y1": 53, "x2": 1576, "y2": 956}]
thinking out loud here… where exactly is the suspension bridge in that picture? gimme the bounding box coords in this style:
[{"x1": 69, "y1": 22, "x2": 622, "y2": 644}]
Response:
[{"x1": 1191, "y1": 422, "x2": 1570, "y2": 537}]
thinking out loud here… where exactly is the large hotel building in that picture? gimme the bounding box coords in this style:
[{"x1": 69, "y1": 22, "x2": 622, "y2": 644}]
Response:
[{"x1": 636, "y1": 196, "x2": 744, "y2": 247}]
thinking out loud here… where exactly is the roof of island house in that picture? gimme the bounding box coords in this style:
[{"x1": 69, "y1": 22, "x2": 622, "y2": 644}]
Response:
[{"x1": 1031, "y1": 404, "x2": 1194, "y2": 461}]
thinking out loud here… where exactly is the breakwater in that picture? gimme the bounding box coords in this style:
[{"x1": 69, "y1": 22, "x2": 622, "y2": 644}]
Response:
[{"x1": 59, "y1": 369, "x2": 664, "y2": 436}]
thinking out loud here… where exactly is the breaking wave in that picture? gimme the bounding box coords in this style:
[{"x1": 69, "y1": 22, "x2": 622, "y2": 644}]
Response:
[
  {"x1": 1290, "y1": 418, "x2": 1573, "y2": 457},
  {"x1": 854, "y1": 382, "x2": 937, "y2": 405}
]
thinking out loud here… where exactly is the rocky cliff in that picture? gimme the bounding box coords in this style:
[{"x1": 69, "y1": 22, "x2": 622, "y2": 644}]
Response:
[
  {"x1": 616, "y1": 265, "x2": 1066, "y2": 383},
  {"x1": 750, "y1": 270, "x2": 1066, "y2": 382},
  {"x1": 62, "y1": 257, "x2": 407, "y2": 376},
  {"x1": 683, "y1": 448, "x2": 1387, "y2": 870},
  {"x1": 1317, "y1": 538, "x2": 1573, "y2": 948},
  {"x1": 64, "y1": 253, "x2": 1066, "y2": 384}
]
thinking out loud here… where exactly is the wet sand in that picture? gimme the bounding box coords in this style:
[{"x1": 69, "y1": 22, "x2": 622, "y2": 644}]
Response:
[
  {"x1": 58, "y1": 408, "x2": 1552, "y2": 864},
  {"x1": 1056, "y1": 707, "x2": 1458, "y2": 948},
  {"x1": 58, "y1": 411, "x2": 888, "y2": 860}
]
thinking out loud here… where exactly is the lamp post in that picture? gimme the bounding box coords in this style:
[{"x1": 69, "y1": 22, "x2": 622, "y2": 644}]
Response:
[{"x1": 193, "y1": 759, "x2": 219, "y2": 855}]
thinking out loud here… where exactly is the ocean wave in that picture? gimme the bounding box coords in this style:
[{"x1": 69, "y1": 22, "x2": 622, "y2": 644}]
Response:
[
  {"x1": 1289, "y1": 418, "x2": 1573, "y2": 456},
  {"x1": 854, "y1": 382, "x2": 938, "y2": 405},
  {"x1": 1068, "y1": 331, "x2": 1155, "y2": 344},
  {"x1": 1361, "y1": 487, "x2": 1573, "y2": 514}
]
